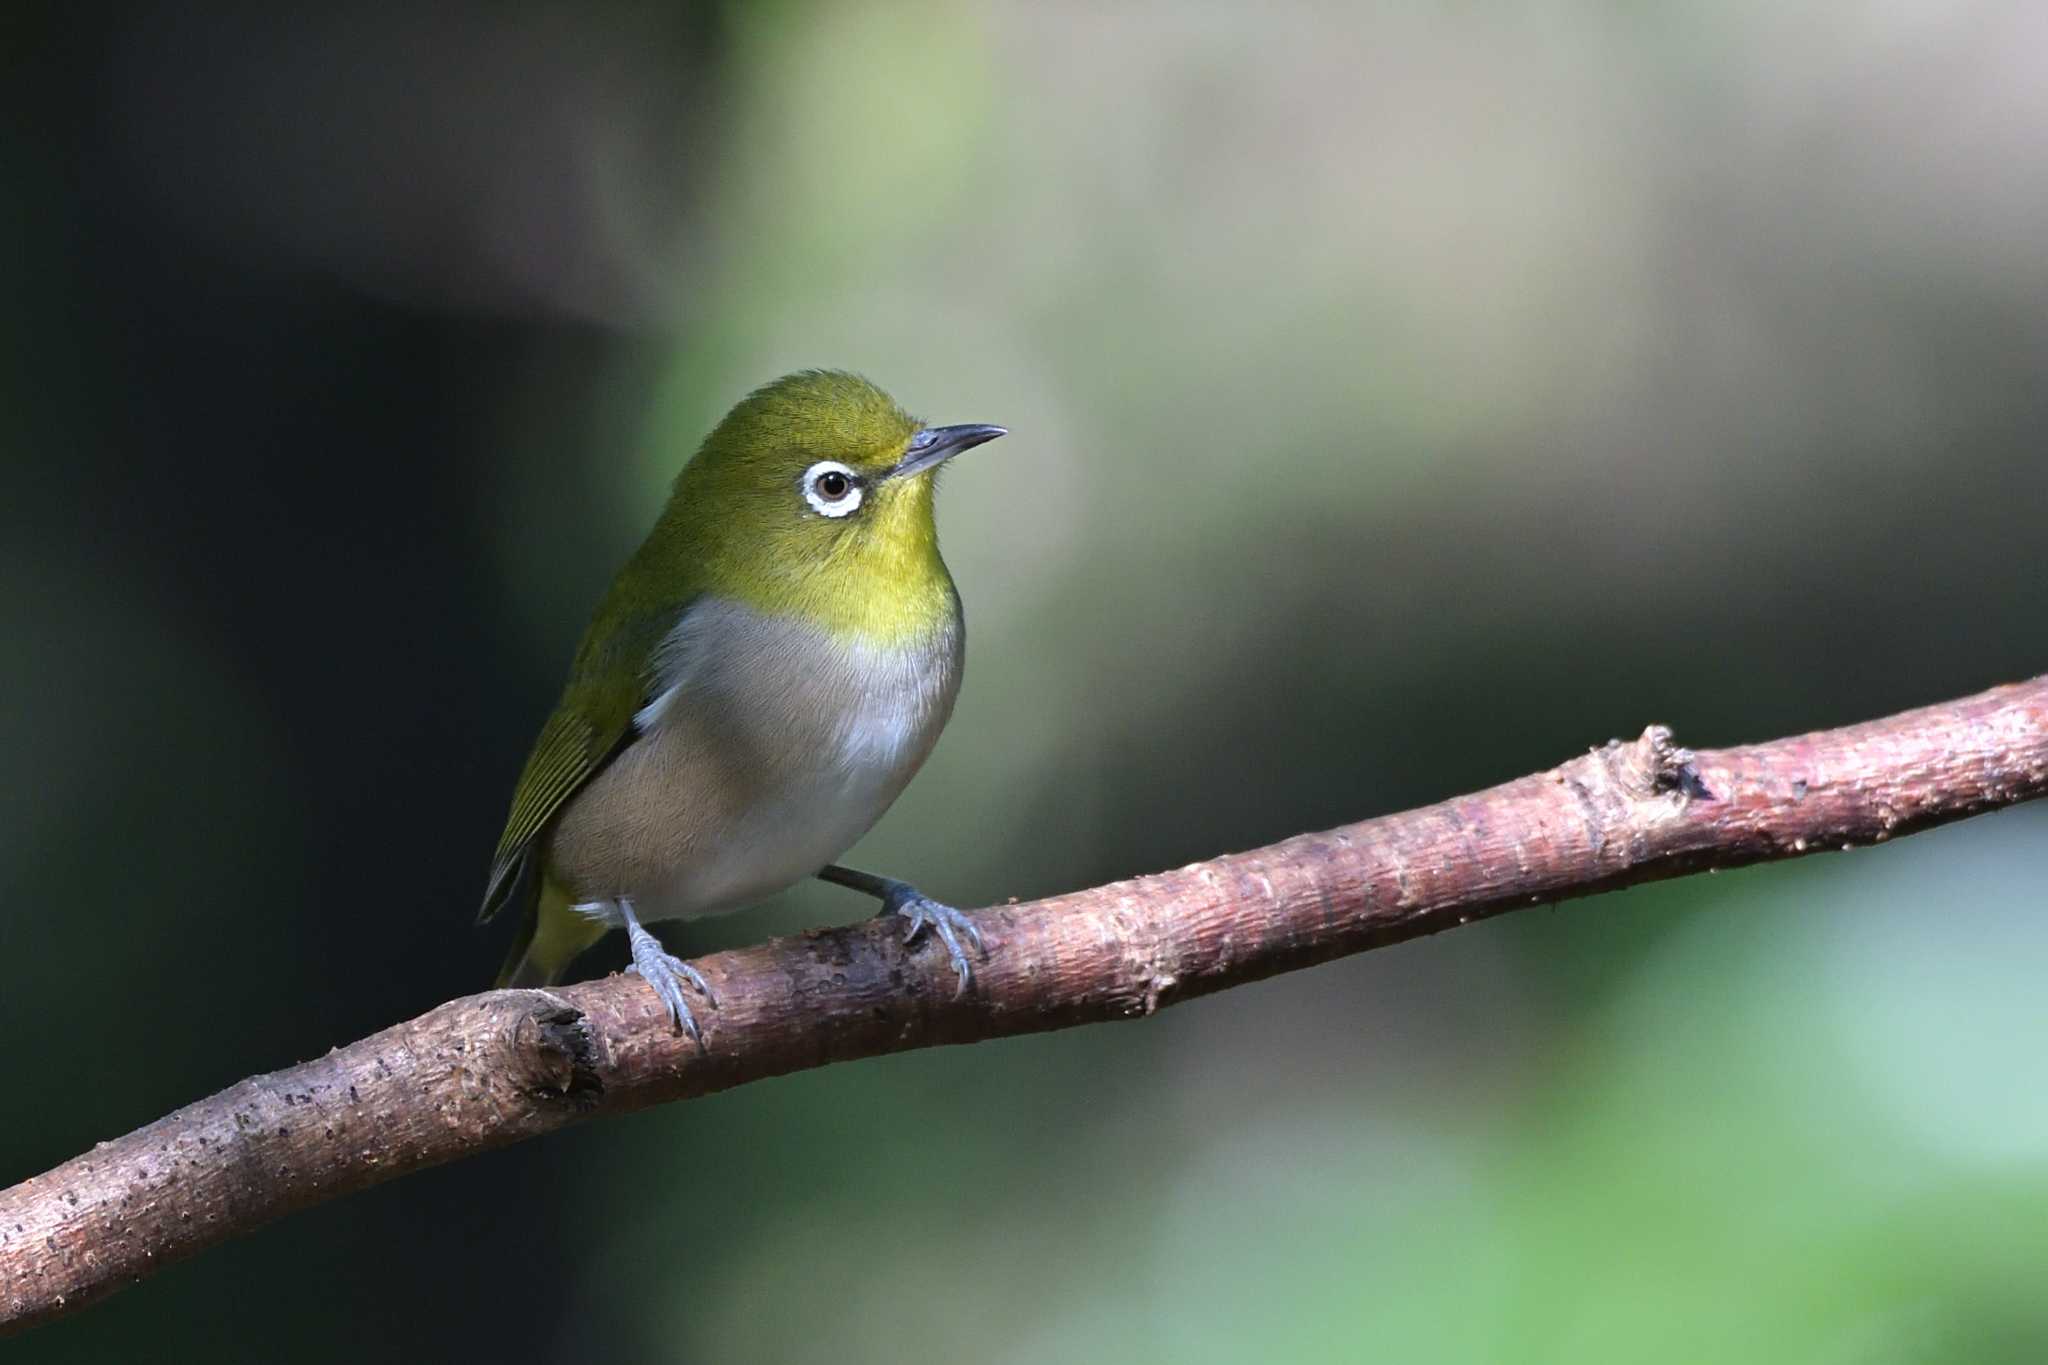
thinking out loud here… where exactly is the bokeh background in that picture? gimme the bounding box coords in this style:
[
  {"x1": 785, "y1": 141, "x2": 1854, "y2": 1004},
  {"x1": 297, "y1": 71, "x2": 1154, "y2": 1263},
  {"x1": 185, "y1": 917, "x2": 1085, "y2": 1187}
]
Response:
[{"x1": 7, "y1": 2, "x2": 2048, "y2": 1360}]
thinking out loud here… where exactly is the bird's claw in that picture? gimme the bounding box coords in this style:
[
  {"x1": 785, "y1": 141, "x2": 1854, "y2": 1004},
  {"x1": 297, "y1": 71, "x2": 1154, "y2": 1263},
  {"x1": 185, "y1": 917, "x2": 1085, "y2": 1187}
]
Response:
[
  {"x1": 886, "y1": 892, "x2": 986, "y2": 996},
  {"x1": 625, "y1": 920, "x2": 716, "y2": 1045}
]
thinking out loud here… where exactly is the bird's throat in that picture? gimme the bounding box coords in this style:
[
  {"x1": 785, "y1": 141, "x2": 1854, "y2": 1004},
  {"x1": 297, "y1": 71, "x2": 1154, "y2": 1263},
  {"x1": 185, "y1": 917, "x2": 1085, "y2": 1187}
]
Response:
[{"x1": 719, "y1": 479, "x2": 957, "y2": 647}]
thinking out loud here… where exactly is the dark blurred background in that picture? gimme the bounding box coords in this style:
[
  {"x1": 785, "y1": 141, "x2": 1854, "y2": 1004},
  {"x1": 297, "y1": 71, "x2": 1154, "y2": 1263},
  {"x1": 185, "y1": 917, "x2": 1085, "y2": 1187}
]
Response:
[{"x1": 6, "y1": 2, "x2": 2047, "y2": 1361}]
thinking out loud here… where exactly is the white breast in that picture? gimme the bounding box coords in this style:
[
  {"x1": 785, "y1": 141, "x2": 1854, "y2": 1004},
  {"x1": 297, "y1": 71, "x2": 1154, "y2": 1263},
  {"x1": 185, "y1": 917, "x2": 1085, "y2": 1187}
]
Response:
[{"x1": 589, "y1": 594, "x2": 962, "y2": 922}]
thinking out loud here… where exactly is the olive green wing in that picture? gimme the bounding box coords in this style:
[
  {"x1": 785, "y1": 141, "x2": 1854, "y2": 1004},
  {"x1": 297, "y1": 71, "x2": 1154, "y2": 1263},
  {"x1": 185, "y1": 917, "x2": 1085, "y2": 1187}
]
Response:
[{"x1": 476, "y1": 601, "x2": 684, "y2": 926}]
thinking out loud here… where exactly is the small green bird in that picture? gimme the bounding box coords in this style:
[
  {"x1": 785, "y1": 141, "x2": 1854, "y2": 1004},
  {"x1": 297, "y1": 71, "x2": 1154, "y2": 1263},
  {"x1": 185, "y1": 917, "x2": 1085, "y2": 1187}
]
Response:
[{"x1": 479, "y1": 370, "x2": 1005, "y2": 1037}]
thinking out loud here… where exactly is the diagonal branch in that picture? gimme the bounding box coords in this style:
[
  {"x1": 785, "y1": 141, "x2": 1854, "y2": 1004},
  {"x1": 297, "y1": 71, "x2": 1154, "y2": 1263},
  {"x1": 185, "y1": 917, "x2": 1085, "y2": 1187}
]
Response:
[{"x1": 6, "y1": 676, "x2": 2048, "y2": 1334}]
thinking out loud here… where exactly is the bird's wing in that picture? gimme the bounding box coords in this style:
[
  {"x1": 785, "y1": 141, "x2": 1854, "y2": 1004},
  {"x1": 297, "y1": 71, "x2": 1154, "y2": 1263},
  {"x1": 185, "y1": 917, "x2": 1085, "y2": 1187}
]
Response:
[{"x1": 476, "y1": 597, "x2": 686, "y2": 926}]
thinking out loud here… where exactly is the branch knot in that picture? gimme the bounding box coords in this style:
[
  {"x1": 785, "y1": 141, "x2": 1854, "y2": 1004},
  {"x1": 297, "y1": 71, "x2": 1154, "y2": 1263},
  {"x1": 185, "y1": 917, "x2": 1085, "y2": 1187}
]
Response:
[{"x1": 1611, "y1": 725, "x2": 1713, "y2": 801}]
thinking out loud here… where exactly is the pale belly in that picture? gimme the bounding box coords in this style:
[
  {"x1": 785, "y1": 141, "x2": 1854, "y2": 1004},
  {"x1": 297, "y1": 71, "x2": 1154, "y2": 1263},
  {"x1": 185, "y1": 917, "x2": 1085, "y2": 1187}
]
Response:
[{"x1": 543, "y1": 596, "x2": 961, "y2": 923}]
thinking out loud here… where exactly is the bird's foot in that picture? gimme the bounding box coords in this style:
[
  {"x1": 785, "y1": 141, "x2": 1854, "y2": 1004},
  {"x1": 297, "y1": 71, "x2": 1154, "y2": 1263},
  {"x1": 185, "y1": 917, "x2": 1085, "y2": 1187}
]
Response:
[
  {"x1": 878, "y1": 883, "x2": 986, "y2": 996},
  {"x1": 624, "y1": 911, "x2": 717, "y2": 1044}
]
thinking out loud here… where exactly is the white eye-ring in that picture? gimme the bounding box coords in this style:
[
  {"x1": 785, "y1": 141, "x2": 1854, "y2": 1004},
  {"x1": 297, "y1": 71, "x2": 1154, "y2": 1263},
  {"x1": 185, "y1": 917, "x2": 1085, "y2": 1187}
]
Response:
[{"x1": 800, "y1": 460, "x2": 865, "y2": 518}]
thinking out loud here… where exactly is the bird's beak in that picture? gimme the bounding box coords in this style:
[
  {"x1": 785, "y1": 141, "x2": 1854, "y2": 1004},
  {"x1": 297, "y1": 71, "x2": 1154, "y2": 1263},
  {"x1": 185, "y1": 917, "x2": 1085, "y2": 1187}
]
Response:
[{"x1": 886, "y1": 423, "x2": 1007, "y2": 480}]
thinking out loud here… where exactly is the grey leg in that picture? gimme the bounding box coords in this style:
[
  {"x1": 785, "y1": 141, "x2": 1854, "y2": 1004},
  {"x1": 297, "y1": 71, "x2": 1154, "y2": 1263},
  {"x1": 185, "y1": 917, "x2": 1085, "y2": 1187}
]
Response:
[
  {"x1": 817, "y1": 865, "x2": 986, "y2": 995},
  {"x1": 619, "y1": 898, "x2": 717, "y2": 1043}
]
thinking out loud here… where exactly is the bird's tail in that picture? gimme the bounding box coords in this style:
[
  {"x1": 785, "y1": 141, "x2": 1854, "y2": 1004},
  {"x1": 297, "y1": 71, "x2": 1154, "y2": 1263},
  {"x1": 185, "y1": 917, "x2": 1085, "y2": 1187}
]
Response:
[{"x1": 495, "y1": 878, "x2": 608, "y2": 988}]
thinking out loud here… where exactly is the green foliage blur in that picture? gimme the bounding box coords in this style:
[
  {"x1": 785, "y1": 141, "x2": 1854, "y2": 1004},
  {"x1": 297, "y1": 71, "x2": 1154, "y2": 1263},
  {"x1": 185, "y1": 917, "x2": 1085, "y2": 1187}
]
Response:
[{"x1": 6, "y1": 3, "x2": 2046, "y2": 1360}]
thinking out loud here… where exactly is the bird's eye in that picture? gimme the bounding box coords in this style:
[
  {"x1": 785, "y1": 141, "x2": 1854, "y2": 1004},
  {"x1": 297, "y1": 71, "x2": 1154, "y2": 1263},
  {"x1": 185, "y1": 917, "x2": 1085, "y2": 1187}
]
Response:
[{"x1": 801, "y1": 461, "x2": 864, "y2": 518}]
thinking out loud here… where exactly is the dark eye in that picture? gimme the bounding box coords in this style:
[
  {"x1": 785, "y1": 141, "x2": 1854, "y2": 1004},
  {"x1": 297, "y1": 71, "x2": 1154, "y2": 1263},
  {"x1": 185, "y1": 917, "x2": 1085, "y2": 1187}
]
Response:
[{"x1": 800, "y1": 460, "x2": 865, "y2": 517}]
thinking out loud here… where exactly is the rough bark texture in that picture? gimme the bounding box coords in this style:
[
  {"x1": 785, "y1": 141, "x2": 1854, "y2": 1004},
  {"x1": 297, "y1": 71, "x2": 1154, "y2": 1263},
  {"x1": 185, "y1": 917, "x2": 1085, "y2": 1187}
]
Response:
[{"x1": 5, "y1": 675, "x2": 2046, "y2": 1334}]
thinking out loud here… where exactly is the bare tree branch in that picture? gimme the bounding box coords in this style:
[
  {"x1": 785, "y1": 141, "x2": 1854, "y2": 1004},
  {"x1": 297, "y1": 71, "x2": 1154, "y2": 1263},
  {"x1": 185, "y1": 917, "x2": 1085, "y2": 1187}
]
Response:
[{"x1": 6, "y1": 676, "x2": 2047, "y2": 1334}]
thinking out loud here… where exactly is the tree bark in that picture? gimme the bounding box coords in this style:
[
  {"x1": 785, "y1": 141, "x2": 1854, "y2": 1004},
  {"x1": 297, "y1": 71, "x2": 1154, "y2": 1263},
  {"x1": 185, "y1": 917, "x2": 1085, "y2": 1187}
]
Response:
[{"x1": 5, "y1": 675, "x2": 2046, "y2": 1335}]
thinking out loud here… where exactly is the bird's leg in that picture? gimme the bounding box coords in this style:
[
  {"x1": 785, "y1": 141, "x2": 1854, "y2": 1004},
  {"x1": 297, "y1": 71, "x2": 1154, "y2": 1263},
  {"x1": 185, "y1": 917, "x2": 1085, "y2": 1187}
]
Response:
[
  {"x1": 817, "y1": 865, "x2": 985, "y2": 995},
  {"x1": 616, "y1": 898, "x2": 717, "y2": 1044}
]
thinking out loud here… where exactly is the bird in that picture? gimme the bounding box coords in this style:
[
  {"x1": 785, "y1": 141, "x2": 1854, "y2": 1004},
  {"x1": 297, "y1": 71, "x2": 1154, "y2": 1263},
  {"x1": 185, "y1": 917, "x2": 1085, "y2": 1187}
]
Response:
[{"x1": 478, "y1": 369, "x2": 1006, "y2": 1039}]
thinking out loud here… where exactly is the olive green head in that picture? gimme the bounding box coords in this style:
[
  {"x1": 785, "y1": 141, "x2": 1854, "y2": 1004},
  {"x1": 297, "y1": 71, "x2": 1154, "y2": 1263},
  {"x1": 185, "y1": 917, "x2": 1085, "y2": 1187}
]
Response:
[{"x1": 646, "y1": 370, "x2": 1005, "y2": 641}]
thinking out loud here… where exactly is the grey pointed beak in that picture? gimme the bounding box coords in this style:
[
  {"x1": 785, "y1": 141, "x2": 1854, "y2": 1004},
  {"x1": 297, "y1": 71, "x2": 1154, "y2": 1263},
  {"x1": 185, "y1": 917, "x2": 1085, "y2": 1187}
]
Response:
[{"x1": 887, "y1": 423, "x2": 1007, "y2": 480}]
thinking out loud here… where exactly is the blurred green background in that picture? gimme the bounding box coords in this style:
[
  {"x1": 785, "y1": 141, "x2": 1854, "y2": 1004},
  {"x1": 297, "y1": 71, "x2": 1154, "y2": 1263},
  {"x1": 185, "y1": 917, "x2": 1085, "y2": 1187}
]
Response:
[{"x1": 6, "y1": 2, "x2": 2047, "y2": 1360}]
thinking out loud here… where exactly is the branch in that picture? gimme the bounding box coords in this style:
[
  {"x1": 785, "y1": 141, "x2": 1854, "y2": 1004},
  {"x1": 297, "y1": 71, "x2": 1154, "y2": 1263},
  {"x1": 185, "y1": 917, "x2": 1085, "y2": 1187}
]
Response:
[{"x1": 7, "y1": 676, "x2": 2047, "y2": 1334}]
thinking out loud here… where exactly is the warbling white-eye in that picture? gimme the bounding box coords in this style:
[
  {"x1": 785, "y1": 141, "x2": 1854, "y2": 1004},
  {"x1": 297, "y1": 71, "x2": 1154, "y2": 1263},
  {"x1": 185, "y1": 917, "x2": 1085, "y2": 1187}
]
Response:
[{"x1": 479, "y1": 370, "x2": 1006, "y2": 1038}]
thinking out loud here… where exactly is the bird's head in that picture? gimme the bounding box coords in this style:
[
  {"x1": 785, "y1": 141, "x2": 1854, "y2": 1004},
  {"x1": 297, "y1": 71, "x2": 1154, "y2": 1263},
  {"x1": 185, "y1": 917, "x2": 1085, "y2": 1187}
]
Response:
[{"x1": 656, "y1": 370, "x2": 1005, "y2": 640}]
